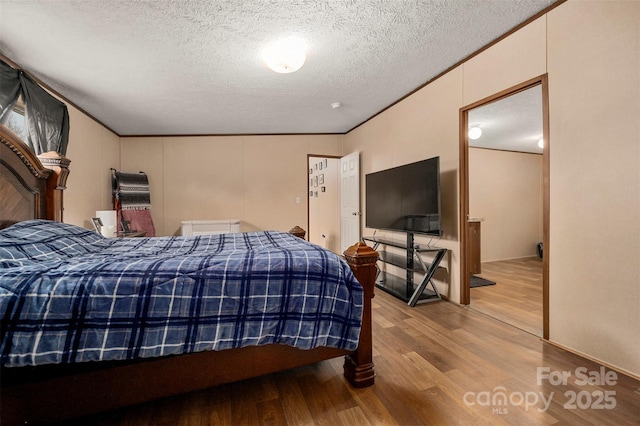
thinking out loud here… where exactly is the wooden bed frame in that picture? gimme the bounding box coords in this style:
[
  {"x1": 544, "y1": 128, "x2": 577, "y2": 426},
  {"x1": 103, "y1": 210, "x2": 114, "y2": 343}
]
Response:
[{"x1": 0, "y1": 125, "x2": 378, "y2": 424}]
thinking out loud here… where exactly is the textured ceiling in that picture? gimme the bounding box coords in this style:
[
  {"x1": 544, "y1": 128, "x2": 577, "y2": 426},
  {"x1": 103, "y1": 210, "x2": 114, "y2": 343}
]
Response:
[
  {"x1": 469, "y1": 85, "x2": 543, "y2": 154},
  {"x1": 0, "y1": 0, "x2": 556, "y2": 136}
]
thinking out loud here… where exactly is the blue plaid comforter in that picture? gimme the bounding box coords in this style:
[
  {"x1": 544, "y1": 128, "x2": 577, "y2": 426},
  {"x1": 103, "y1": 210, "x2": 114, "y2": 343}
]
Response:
[{"x1": 0, "y1": 220, "x2": 363, "y2": 368}]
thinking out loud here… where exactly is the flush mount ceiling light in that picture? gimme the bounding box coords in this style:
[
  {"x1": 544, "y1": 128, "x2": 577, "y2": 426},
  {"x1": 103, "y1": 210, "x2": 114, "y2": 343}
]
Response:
[
  {"x1": 331, "y1": 102, "x2": 341, "y2": 109},
  {"x1": 468, "y1": 126, "x2": 482, "y2": 140},
  {"x1": 263, "y1": 36, "x2": 307, "y2": 74}
]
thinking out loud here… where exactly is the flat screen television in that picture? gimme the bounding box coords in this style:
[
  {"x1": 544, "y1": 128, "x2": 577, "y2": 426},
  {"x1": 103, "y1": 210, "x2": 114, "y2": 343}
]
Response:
[{"x1": 365, "y1": 156, "x2": 441, "y2": 236}]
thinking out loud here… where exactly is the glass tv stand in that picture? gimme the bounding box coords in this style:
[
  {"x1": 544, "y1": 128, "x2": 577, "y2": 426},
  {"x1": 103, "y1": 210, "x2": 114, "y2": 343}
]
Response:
[{"x1": 362, "y1": 233, "x2": 447, "y2": 307}]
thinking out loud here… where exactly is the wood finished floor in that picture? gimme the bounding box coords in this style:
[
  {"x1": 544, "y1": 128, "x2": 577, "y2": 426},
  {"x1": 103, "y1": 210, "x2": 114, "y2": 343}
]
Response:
[
  {"x1": 470, "y1": 257, "x2": 543, "y2": 337},
  {"x1": 71, "y1": 291, "x2": 640, "y2": 426}
]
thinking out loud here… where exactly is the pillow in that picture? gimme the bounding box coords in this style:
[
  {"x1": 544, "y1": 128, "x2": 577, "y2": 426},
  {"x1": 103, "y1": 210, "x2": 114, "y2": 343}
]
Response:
[{"x1": 0, "y1": 219, "x2": 107, "y2": 265}]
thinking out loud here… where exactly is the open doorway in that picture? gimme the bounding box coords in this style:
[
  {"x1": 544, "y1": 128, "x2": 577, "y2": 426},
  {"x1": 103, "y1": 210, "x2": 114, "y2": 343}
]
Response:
[{"x1": 459, "y1": 76, "x2": 549, "y2": 339}]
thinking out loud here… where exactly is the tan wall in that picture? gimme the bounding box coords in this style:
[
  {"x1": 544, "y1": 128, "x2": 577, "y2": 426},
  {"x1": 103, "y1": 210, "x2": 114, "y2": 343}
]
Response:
[
  {"x1": 119, "y1": 137, "x2": 165, "y2": 234},
  {"x1": 469, "y1": 148, "x2": 543, "y2": 262},
  {"x1": 63, "y1": 106, "x2": 120, "y2": 228},
  {"x1": 120, "y1": 135, "x2": 343, "y2": 237},
  {"x1": 547, "y1": 1, "x2": 639, "y2": 377},
  {"x1": 345, "y1": 1, "x2": 639, "y2": 376}
]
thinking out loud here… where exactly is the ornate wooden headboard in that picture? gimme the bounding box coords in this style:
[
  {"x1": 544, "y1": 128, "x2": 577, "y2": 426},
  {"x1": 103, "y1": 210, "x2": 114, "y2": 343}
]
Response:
[{"x1": 0, "y1": 125, "x2": 70, "y2": 227}]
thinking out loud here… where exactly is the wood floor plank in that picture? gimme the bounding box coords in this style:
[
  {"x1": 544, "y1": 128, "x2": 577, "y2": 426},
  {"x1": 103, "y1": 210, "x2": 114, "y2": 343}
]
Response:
[
  {"x1": 295, "y1": 373, "x2": 356, "y2": 426},
  {"x1": 175, "y1": 389, "x2": 211, "y2": 426},
  {"x1": 276, "y1": 370, "x2": 317, "y2": 426},
  {"x1": 206, "y1": 402, "x2": 232, "y2": 426},
  {"x1": 146, "y1": 392, "x2": 185, "y2": 426},
  {"x1": 336, "y1": 406, "x2": 371, "y2": 426},
  {"x1": 256, "y1": 398, "x2": 288, "y2": 426},
  {"x1": 229, "y1": 386, "x2": 259, "y2": 425},
  {"x1": 470, "y1": 257, "x2": 543, "y2": 336},
  {"x1": 346, "y1": 385, "x2": 405, "y2": 426}
]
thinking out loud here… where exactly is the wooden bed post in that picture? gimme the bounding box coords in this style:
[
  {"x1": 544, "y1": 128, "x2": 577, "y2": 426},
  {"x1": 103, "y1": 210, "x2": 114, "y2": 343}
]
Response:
[
  {"x1": 288, "y1": 228, "x2": 378, "y2": 388},
  {"x1": 343, "y1": 241, "x2": 378, "y2": 387},
  {"x1": 38, "y1": 151, "x2": 70, "y2": 222},
  {"x1": 288, "y1": 225, "x2": 307, "y2": 239}
]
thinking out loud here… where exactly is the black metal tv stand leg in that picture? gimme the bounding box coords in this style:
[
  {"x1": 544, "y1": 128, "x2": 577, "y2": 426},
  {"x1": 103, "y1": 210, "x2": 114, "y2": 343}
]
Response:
[
  {"x1": 406, "y1": 232, "x2": 414, "y2": 299},
  {"x1": 408, "y1": 248, "x2": 447, "y2": 307}
]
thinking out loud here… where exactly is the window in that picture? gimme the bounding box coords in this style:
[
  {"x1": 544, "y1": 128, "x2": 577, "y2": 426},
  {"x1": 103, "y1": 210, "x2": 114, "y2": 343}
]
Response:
[{"x1": 5, "y1": 98, "x2": 27, "y2": 141}]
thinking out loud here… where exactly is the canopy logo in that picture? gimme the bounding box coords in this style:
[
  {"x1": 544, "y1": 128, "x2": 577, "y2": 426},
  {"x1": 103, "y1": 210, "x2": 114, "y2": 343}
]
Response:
[
  {"x1": 463, "y1": 366, "x2": 618, "y2": 415},
  {"x1": 463, "y1": 387, "x2": 552, "y2": 414}
]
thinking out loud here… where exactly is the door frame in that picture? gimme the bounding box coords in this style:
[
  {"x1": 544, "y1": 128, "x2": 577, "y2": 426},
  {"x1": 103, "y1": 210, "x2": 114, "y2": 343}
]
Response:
[{"x1": 459, "y1": 74, "x2": 550, "y2": 339}]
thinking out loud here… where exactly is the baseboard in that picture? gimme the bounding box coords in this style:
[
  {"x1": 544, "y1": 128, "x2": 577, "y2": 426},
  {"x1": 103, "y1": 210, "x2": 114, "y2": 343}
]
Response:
[
  {"x1": 482, "y1": 254, "x2": 540, "y2": 263},
  {"x1": 542, "y1": 338, "x2": 640, "y2": 382}
]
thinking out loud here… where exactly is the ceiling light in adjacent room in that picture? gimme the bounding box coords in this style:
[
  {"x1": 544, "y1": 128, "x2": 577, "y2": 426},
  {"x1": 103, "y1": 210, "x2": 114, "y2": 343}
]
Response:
[
  {"x1": 468, "y1": 126, "x2": 482, "y2": 140},
  {"x1": 538, "y1": 138, "x2": 544, "y2": 148},
  {"x1": 263, "y1": 36, "x2": 307, "y2": 74}
]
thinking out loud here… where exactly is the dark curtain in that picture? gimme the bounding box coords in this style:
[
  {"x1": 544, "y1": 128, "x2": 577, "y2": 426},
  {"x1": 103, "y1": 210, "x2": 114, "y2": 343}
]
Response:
[
  {"x1": 0, "y1": 60, "x2": 21, "y2": 124},
  {"x1": 20, "y1": 74, "x2": 70, "y2": 156},
  {"x1": 0, "y1": 59, "x2": 70, "y2": 155}
]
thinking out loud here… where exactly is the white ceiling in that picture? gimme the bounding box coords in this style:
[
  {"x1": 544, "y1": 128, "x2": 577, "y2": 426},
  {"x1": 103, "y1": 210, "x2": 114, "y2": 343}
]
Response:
[
  {"x1": 0, "y1": 0, "x2": 556, "y2": 136},
  {"x1": 469, "y1": 85, "x2": 543, "y2": 154}
]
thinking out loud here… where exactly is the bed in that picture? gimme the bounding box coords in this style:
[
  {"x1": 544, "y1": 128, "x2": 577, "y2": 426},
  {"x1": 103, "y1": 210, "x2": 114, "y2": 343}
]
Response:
[{"x1": 0, "y1": 125, "x2": 378, "y2": 424}]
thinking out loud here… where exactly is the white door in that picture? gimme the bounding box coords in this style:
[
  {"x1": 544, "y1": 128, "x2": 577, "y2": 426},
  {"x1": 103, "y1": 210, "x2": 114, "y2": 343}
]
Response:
[{"x1": 340, "y1": 152, "x2": 360, "y2": 253}]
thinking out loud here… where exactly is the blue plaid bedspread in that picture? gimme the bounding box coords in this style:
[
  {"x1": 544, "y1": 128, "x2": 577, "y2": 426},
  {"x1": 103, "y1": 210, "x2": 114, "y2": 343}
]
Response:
[{"x1": 0, "y1": 220, "x2": 363, "y2": 368}]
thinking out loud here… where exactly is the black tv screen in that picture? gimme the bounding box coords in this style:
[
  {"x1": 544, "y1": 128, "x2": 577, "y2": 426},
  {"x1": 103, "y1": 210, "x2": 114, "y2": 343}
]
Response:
[{"x1": 365, "y1": 156, "x2": 441, "y2": 236}]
